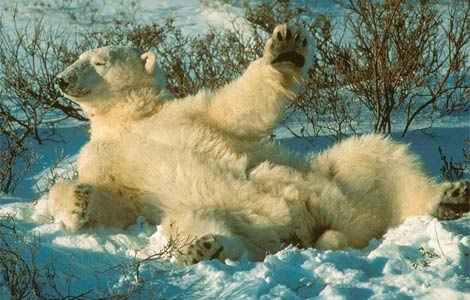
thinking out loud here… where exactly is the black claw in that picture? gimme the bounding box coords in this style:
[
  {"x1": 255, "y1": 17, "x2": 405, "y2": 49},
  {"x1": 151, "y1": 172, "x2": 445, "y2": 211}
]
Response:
[
  {"x1": 286, "y1": 29, "x2": 292, "y2": 40},
  {"x1": 277, "y1": 31, "x2": 283, "y2": 41},
  {"x1": 302, "y1": 38, "x2": 307, "y2": 47},
  {"x1": 75, "y1": 201, "x2": 87, "y2": 209}
]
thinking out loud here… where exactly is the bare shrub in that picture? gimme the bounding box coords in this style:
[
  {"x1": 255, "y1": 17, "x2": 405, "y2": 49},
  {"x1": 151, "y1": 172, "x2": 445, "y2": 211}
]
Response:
[
  {"x1": 0, "y1": 214, "x2": 97, "y2": 299},
  {"x1": 439, "y1": 139, "x2": 470, "y2": 181},
  {"x1": 0, "y1": 14, "x2": 88, "y2": 194},
  {"x1": 0, "y1": 215, "x2": 44, "y2": 299},
  {"x1": 0, "y1": 214, "x2": 182, "y2": 299},
  {"x1": 0, "y1": 15, "x2": 87, "y2": 126},
  {"x1": 28, "y1": 0, "x2": 142, "y2": 26},
  {"x1": 96, "y1": 233, "x2": 183, "y2": 299},
  {"x1": 238, "y1": 0, "x2": 470, "y2": 139},
  {"x1": 33, "y1": 151, "x2": 78, "y2": 197},
  {"x1": 0, "y1": 97, "x2": 38, "y2": 194},
  {"x1": 338, "y1": 0, "x2": 469, "y2": 135}
]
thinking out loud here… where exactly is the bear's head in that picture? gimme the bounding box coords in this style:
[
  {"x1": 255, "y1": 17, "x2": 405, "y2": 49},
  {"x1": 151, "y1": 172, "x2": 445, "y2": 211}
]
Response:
[{"x1": 56, "y1": 46, "x2": 165, "y2": 112}]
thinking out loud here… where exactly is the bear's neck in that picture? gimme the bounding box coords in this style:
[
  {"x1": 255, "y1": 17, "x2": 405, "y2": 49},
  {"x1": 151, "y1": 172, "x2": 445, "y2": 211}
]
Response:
[{"x1": 86, "y1": 87, "x2": 172, "y2": 140}]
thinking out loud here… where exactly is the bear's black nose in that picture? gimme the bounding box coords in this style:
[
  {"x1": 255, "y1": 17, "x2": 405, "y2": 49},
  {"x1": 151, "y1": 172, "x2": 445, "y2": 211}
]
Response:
[{"x1": 55, "y1": 76, "x2": 69, "y2": 90}]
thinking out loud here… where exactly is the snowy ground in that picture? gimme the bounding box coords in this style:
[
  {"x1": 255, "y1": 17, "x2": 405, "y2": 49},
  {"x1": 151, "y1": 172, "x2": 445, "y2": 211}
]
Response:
[
  {"x1": 1, "y1": 195, "x2": 469, "y2": 299},
  {"x1": 1, "y1": 1, "x2": 469, "y2": 299}
]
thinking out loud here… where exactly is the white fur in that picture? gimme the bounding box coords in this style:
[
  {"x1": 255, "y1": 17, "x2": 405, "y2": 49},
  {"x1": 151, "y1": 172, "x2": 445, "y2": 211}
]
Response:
[{"x1": 48, "y1": 25, "x2": 447, "y2": 264}]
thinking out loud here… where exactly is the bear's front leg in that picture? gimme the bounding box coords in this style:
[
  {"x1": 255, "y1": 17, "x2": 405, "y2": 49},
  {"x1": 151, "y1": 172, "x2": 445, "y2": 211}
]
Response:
[
  {"x1": 207, "y1": 24, "x2": 313, "y2": 138},
  {"x1": 48, "y1": 181, "x2": 93, "y2": 231},
  {"x1": 48, "y1": 181, "x2": 141, "y2": 231}
]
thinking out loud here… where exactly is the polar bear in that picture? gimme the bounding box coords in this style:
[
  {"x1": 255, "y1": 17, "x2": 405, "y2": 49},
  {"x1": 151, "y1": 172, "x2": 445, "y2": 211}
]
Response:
[
  {"x1": 49, "y1": 24, "x2": 313, "y2": 231},
  {"x1": 48, "y1": 24, "x2": 468, "y2": 266}
]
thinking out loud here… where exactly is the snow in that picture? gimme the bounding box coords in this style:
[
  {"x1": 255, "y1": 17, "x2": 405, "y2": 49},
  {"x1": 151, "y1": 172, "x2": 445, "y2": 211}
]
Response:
[
  {"x1": 1, "y1": 1, "x2": 469, "y2": 299},
  {"x1": 1, "y1": 198, "x2": 469, "y2": 299},
  {"x1": 0, "y1": 0, "x2": 245, "y2": 35}
]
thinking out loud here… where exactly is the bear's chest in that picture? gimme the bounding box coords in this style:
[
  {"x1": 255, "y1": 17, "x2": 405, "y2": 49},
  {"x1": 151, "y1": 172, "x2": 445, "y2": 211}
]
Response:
[{"x1": 76, "y1": 140, "x2": 129, "y2": 182}]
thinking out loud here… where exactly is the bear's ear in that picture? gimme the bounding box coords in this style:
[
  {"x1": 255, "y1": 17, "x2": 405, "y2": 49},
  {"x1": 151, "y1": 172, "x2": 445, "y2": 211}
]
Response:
[{"x1": 140, "y1": 52, "x2": 157, "y2": 74}]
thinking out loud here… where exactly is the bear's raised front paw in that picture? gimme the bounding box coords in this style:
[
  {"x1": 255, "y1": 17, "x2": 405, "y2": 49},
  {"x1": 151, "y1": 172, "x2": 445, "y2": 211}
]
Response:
[
  {"x1": 264, "y1": 24, "x2": 310, "y2": 68},
  {"x1": 179, "y1": 234, "x2": 224, "y2": 266}
]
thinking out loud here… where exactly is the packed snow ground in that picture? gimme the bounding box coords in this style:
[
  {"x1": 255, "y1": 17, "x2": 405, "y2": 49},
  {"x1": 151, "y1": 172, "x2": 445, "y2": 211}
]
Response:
[
  {"x1": 1, "y1": 191, "x2": 469, "y2": 299},
  {"x1": 0, "y1": 0, "x2": 469, "y2": 299}
]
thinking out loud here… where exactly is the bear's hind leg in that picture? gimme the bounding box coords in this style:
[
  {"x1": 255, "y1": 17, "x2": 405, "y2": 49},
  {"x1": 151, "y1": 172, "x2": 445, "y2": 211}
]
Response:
[
  {"x1": 314, "y1": 229, "x2": 349, "y2": 251},
  {"x1": 162, "y1": 209, "x2": 251, "y2": 266},
  {"x1": 178, "y1": 234, "x2": 246, "y2": 266}
]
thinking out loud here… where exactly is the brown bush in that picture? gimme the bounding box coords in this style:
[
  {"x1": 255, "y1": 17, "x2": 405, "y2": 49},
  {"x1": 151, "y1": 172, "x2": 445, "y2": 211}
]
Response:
[
  {"x1": 244, "y1": 0, "x2": 469, "y2": 139},
  {"x1": 0, "y1": 15, "x2": 88, "y2": 194},
  {"x1": 321, "y1": 0, "x2": 470, "y2": 136}
]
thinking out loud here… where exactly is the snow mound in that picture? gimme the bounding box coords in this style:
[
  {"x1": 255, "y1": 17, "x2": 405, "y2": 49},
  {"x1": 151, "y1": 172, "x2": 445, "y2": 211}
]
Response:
[{"x1": 0, "y1": 198, "x2": 468, "y2": 299}]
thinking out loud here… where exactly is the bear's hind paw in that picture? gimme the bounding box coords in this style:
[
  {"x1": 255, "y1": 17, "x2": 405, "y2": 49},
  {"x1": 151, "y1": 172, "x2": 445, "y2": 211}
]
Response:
[
  {"x1": 441, "y1": 181, "x2": 469, "y2": 204},
  {"x1": 179, "y1": 234, "x2": 224, "y2": 266},
  {"x1": 435, "y1": 181, "x2": 469, "y2": 220}
]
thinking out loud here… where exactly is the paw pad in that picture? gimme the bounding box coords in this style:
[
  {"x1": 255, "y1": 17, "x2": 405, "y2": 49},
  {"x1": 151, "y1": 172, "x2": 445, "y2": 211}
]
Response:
[
  {"x1": 179, "y1": 234, "x2": 224, "y2": 266},
  {"x1": 265, "y1": 24, "x2": 310, "y2": 68},
  {"x1": 436, "y1": 181, "x2": 470, "y2": 220},
  {"x1": 442, "y1": 181, "x2": 469, "y2": 204}
]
